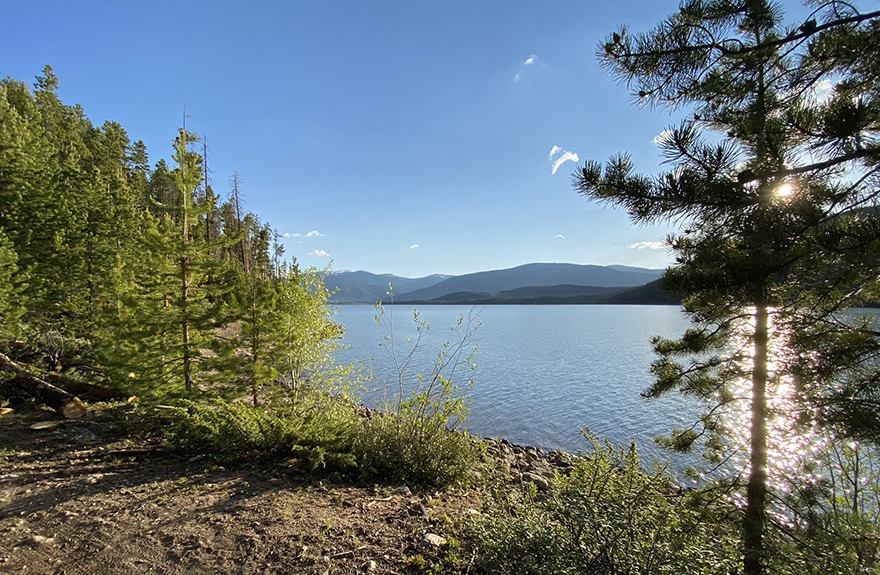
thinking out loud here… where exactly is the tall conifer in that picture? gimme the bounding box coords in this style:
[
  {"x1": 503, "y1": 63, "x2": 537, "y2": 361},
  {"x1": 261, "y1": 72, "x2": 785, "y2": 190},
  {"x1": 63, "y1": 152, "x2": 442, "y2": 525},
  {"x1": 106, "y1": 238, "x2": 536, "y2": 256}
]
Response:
[{"x1": 573, "y1": 2, "x2": 880, "y2": 573}]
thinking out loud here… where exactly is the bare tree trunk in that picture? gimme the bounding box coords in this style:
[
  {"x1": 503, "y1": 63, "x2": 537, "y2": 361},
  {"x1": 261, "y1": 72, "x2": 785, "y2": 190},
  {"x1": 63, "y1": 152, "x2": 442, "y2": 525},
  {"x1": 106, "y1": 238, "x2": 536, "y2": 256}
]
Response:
[
  {"x1": 179, "y1": 121, "x2": 193, "y2": 393},
  {"x1": 744, "y1": 303, "x2": 769, "y2": 575},
  {"x1": 230, "y1": 171, "x2": 248, "y2": 274}
]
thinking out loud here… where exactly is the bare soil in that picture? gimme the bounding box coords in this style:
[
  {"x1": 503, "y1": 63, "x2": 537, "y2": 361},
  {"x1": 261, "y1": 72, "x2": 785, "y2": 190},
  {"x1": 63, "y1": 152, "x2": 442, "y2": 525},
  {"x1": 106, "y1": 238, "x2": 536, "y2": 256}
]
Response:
[{"x1": 0, "y1": 404, "x2": 482, "y2": 574}]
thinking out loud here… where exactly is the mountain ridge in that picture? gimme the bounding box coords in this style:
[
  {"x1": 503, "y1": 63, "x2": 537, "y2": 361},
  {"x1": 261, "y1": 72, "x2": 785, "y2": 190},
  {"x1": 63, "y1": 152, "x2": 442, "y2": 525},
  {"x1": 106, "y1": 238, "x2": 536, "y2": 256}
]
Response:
[
  {"x1": 325, "y1": 263, "x2": 667, "y2": 304},
  {"x1": 327, "y1": 270, "x2": 451, "y2": 303}
]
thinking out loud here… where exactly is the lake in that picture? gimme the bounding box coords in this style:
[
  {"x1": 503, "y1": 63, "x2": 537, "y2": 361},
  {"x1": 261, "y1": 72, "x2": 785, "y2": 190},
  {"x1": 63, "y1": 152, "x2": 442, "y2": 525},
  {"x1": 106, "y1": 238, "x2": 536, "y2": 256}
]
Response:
[{"x1": 333, "y1": 304, "x2": 702, "y2": 467}]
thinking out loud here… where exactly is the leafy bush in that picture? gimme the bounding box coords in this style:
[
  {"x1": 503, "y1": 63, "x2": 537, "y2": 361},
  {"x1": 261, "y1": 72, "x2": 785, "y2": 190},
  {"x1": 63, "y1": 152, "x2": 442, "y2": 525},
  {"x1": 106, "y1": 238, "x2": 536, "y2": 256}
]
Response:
[
  {"x1": 770, "y1": 441, "x2": 880, "y2": 574},
  {"x1": 166, "y1": 395, "x2": 358, "y2": 473},
  {"x1": 467, "y1": 430, "x2": 740, "y2": 575},
  {"x1": 355, "y1": 410, "x2": 478, "y2": 488},
  {"x1": 354, "y1": 297, "x2": 480, "y2": 489}
]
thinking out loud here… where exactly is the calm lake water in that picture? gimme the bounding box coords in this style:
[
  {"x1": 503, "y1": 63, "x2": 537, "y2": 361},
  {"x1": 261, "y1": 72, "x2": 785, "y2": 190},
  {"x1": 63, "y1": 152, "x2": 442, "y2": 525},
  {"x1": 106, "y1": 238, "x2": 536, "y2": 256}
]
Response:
[{"x1": 333, "y1": 304, "x2": 701, "y2": 466}]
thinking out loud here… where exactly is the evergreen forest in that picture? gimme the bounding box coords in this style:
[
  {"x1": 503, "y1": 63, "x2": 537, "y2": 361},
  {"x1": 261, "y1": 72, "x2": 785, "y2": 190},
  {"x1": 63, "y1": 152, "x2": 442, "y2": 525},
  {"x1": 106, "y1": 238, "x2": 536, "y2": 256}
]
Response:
[{"x1": 0, "y1": 65, "x2": 338, "y2": 406}]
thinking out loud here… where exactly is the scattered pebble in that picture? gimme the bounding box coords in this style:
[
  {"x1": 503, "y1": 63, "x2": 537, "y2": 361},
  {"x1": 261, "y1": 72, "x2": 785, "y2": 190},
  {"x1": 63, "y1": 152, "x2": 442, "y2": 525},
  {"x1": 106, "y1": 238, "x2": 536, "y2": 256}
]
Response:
[
  {"x1": 391, "y1": 485, "x2": 411, "y2": 497},
  {"x1": 29, "y1": 421, "x2": 62, "y2": 431},
  {"x1": 421, "y1": 533, "x2": 447, "y2": 548},
  {"x1": 29, "y1": 534, "x2": 55, "y2": 547}
]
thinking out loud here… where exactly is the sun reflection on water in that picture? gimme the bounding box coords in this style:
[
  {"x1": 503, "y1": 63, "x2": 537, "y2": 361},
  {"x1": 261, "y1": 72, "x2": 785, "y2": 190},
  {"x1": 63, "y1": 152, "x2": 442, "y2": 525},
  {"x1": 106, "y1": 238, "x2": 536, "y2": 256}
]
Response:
[
  {"x1": 710, "y1": 305, "x2": 880, "y2": 526},
  {"x1": 719, "y1": 308, "x2": 824, "y2": 496}
]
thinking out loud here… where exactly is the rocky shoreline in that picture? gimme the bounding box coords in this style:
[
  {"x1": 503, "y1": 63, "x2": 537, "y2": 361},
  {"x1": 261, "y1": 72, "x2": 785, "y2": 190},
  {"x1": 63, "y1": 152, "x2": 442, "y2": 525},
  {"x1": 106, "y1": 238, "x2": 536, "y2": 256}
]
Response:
[
  {"x1": 481, "y1": 438, "x2": 575, "y2": 492},
  {"x1": 356, "y1": 404, "x2": 576, "y2": 492}
]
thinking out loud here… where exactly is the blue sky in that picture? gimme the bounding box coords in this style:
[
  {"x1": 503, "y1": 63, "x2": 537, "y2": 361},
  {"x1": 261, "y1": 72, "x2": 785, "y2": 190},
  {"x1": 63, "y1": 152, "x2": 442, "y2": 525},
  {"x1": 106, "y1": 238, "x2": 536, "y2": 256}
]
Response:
[{"x1": 3, "y1": 1, "x2": 799, "y2": 277}]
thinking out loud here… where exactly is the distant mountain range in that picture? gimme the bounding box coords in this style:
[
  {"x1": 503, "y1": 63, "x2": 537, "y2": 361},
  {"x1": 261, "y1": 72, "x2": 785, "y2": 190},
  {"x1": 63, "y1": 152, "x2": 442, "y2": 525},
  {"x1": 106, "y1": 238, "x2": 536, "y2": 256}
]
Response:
[{"x1": 325, "y1": 263, "x2": 678, "y2": 305}]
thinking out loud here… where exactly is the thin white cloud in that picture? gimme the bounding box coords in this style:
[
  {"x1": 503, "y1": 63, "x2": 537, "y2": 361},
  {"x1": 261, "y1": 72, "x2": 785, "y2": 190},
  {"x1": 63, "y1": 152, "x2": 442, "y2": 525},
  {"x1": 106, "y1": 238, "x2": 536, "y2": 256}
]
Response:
[
  {"x1": 409, "y1": 244, "x2": 420, "y2": 250},
  {"x1": 282, "y1": 232, "x2": 301, "y2": 238},
  {"x1": 513, "y1": 54, "x2": 539, "y2": 83},
  {"x1": 309, "y1": 249, "x2": 331, "y2": 257},
  {"x1": 653, "y1": 129, "x2": 674, "y2": 146},
  {"x1": 556, "y1": 234, "x2": 565, "y2": 239},
  {"x1": 549, "y1": 145, "x2": 579, "y2": 175},
  {"x1": 305, "y1": 230, "x2": 323, "y2": 238},
  {"x1": 551, "y1": 151, "x2": 579, "y2": 175},
  {"x1": 630, "y1": 241, "x2": 667, "y2": 250}
]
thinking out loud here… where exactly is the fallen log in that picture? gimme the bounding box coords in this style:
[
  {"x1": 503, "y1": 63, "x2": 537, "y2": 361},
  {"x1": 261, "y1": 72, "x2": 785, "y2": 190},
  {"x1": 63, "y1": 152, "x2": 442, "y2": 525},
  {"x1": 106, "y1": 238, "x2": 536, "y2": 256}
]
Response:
[
  {"x1": 0, "y1": 352, "x2": 87, "y2": 418},
  {"x1": 41, "y1": 371, "x2": 136, "y2": 403},
  {"x1": 0, "y1": 352, "x2": 136, "y2": 403}
]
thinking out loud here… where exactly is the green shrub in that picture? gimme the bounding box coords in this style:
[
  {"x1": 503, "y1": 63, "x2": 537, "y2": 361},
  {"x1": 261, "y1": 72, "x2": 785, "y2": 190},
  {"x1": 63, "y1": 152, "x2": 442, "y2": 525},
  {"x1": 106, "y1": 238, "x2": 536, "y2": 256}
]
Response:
[
  {"x1": 166, "y1": 395, "x2": 358, "y2": 473},
  {"x1": 356, "y1": 298, "x2": 480, "y2": 489},
  {"x1": 355, "y1": 410, "x2": 478, "y2": 489},
  {"x1": 769, "y1": 441, "x2": 880, "y2": 574},
  {"x1": 467, "y1": 430, "x2": 740, "y2": 575}
]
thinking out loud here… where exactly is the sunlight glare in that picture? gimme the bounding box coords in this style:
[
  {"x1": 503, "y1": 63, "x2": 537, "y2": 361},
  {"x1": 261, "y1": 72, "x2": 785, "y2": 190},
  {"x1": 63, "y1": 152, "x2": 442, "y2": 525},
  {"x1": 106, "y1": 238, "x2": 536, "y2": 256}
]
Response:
[
  {"x1": 775, "y1": 183, "x2": 794, "y2": 199},
  {"x1": 727, "y1": 308, "x2": 821, "y2": 498}
]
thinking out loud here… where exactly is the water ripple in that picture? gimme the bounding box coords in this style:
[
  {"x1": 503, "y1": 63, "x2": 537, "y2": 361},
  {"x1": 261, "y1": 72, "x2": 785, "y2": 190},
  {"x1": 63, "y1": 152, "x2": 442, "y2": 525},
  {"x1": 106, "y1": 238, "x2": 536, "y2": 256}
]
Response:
[{"x1": 335, "y1": 304, "x2": 700, "y2": 467}]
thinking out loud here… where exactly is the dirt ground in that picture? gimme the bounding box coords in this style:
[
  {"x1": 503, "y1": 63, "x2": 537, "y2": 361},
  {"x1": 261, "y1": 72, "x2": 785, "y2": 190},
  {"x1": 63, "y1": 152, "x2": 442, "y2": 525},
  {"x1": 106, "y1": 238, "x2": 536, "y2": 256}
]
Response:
[{"x1": 0, "y1": 404, "x2": 483, "y2": 575}]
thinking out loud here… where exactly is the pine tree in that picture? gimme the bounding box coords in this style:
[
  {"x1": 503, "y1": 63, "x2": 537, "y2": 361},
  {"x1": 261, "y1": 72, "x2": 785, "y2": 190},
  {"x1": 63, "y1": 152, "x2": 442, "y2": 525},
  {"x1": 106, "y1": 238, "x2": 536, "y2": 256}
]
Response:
[
  {"x1": 0, "y1": 78, "x2": 45, "y2": 317},
  {"x1": 125, "y1": 128, "x2": 232, "y2": 394},
  {"x1": 0, "y1": 74, "x2": 60, "y2": 323},
  {"x1": 572, "y1": 2, "x2": 880, "y2": 573},
  {"x1": 0, "y1": 230, "x2": 25, "y2": 341},
  {"x1": 1, "y1": 69, "x2": 143, "y2": 342},
  {"x1": 228, "y1": 217, "x2": 279, "y2": 405},
  {"x1": 0, "y1": 67, "x2": 343, "y2": 408}
]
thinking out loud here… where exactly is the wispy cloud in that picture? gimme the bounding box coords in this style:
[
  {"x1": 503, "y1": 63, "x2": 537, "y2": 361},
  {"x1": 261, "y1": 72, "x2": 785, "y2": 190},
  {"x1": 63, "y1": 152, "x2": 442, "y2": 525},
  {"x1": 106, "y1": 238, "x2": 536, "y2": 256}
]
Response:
[
  {"x1": 549, "y1": 145, "x2": 579, "y2": 175},
  {"x1": 283, "y1": 230, "x2": 324, "y2": 239},
  {"x1": 552, "y1": 152, "x2": 579, "y2": 175},
  {"x1": 309, "y1": 249, "x2": 330, "y2": 257},
  {"x1": 811, "y1": 78, "x2": 834, "y2": 103},
  {"x1": 630, "y1": 241, "x2": 667, "y2": 250},
  {"x1": 653, "y1": 129, "x2": 674, "y2": 146},
  {"x1": 409, "y1": 244, "x2": 420, "y2": 250},
  {"x1": 556, "y1": 234, "x2": 565, "y2": 240},
  {"x1": 513, "y1": 54, "x2": 539, "y2": 83}
]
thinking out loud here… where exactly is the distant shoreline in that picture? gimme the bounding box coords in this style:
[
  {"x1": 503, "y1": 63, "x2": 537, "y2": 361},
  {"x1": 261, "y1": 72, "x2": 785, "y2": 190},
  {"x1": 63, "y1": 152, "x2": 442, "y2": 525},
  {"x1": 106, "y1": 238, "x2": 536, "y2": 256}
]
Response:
[{"x1": 367, "y1": 299, "x2": 681, "y2": 306}]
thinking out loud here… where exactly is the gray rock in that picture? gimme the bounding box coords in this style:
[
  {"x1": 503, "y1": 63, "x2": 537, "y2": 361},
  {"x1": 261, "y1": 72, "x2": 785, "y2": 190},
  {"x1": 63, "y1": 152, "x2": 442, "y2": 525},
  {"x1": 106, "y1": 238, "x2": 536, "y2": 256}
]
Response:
[
  {"x1": 391, "y1": 485, "x2": 412, "y2": 497},
  {"x1": 421, "y1": 533, "x2": 447, "y2": 548},
  {"x1": 529, "y1": 460, "x2": 554, "y2": 478},
  {"x1": 522, "y1": 472, "x2": 550, "y2": 492},
  {"x1": 29, "y1": 534, "x2": 55, "y2": 547}
]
